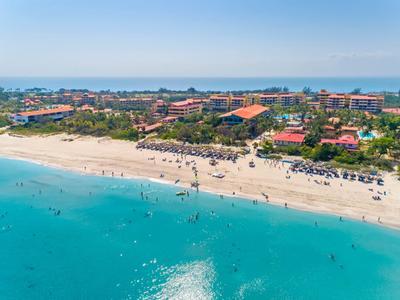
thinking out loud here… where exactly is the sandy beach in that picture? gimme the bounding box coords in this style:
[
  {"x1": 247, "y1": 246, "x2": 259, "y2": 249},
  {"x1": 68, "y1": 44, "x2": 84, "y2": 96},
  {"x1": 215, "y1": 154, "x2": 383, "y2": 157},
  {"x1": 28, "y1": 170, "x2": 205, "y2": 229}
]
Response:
[{"x1": 0, "y1": 133, "x2": 399, "y2": 229}]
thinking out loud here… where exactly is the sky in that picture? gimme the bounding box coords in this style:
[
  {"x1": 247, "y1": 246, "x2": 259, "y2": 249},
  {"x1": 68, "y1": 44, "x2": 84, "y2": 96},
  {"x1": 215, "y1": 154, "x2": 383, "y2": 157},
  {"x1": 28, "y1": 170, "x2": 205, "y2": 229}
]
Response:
[{"x1": 0, "y1": 0, "x2": 400, "y2": 77}]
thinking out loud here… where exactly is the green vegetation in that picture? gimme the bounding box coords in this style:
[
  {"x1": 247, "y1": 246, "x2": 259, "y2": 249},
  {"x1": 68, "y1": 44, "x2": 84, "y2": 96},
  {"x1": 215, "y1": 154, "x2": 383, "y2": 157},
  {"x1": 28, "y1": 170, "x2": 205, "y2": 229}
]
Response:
[
  {"x1": 11, "y1": 111, "x2": 139, "y2": 141},
  {"x1": 384, "y1": 93, "x2": 400, "y2": 108},
  {"x1": 0, "y1": 115, "x2": 11, "y2": 127}
]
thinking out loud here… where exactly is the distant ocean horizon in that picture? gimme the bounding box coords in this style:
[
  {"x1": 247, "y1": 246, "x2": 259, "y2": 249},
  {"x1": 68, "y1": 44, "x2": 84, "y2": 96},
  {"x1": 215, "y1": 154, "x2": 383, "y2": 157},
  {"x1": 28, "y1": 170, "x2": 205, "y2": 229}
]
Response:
[{"x1": 1, "y1": 76, "x2": 400, "y2": 93}]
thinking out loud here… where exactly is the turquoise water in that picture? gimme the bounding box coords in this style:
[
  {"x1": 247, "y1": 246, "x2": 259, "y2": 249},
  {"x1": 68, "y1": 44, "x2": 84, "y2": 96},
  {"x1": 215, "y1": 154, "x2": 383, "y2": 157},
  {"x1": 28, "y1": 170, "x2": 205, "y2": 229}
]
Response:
[
  {"x1": 1, "y1": 77, "x2": 400, "y2": 92},
  {"x1": 1, "y1": 158, "x2": 400, "y2": 299},
  {"x1": 358, "y1": 131, "x2": 376, "y2": 140}
]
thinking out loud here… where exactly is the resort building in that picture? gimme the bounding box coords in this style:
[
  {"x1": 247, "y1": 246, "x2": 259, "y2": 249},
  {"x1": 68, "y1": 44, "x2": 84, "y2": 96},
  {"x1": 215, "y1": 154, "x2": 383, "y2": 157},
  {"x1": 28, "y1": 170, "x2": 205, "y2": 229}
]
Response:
[
  {"x1": 349, "y1": 95, "x2": 384, "y2": 113},
  {"x1": 151, "y1": 99, "x2": 168, "y2": 114},
  {"x1": 168, "y1": 99, "x2": 203, "y2": 117},
  {"x1": 318, "y1": 90, "x2": 384, "y2": 113},
  {"x1": 258, "y1": 94, "x2": 280, "y2": 106},
  {"x1": 272, "y1": 133, "x2": 306, "y2": 146},
  {"x1": 257, "y1": 93, "x2": 304, "y2": 107},
  {"x1": 209, "y1": 95, "x2": 230, "y2": 111},
  {"x1": 103, "y1": 97, "x2": 157, "y2": 110},
  {"x1": 322, "y1": 94, "x2": 347, "y2": 110},
  {"x1": 340, "y1": 126, "x2": 359, "y2": 138},
  {"x1": 230, "y1": 95, "x2": 248, "y2": 110},
  {"x1": 13, "y1": 106, "x2": 74, "y2": 123},
  {"x1": 220, "y1": 104, "x2": 269, "y2": 125},
  {"x1": 320, "y1": 135, "x2": 359, "y2": 150}
]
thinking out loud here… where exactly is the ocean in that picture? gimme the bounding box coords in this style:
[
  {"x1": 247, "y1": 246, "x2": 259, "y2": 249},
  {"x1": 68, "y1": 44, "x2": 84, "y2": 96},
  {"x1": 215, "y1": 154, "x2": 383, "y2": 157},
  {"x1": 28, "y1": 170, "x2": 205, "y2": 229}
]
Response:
[
  {"x1": 1, "y1": 77, "x2": 400, "y2": 93},
  {"x1": 1, "y1": 157, "x2": 400, "y2": 299}
]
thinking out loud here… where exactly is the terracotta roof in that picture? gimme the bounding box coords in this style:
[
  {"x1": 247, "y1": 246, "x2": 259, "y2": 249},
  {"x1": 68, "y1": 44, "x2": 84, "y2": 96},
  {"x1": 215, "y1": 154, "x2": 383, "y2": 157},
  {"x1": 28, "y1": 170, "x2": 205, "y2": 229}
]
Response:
[
  {"x1": 341, "y1": 126, "x2": 359, "y2": 132},
  {"x1": 321, "y1": 135, "x2": 358, "y2": 146},
  {"x1": 220, "y1": 104, "x2": 269, "y2": 120},
  {"x1": 161, "y1": 116, "x2": 178, "y2": 122},
  {"x1": 328, "y1": 94, "x2": 345, "y2": 99},
  {"x1": 324, "y1": 125, "x2": 336, "y2": 131},
  {"x1": 142, "y1": 123, "x2": 163, "y2": 133},
  {"x1": 350, "y1": 95, "x2": 382, "y2": 100},
  {"x1": 272, "y1": 133, "x2": 305, "y2": 143},
  {"x1": 259, "y1": 94, "x2": 279, "y2": 98},
  {"x1": 17, "y1": 106, "x2": 74, "y2": 117},
  {"x1": 170, "y1": 99, "x2": 201, "y2": 107},
  {"x1": 382, "y1": 108, "x2": 400, "y2": 115}
]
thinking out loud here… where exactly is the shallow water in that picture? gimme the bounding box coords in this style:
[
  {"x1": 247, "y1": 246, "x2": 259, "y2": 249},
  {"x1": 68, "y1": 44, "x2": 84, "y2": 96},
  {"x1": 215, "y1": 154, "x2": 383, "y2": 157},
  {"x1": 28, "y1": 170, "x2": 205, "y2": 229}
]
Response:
[{"x1": 0, "y1": 158, "x2": 400, "y2": 299}]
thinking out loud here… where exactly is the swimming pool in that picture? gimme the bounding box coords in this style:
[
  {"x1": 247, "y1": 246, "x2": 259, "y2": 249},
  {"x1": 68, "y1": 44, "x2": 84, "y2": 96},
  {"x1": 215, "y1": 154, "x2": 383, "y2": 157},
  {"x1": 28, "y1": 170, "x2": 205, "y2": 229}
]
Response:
[{"x1": 358, "y1": 130, "x2": 376, "y2": 140}]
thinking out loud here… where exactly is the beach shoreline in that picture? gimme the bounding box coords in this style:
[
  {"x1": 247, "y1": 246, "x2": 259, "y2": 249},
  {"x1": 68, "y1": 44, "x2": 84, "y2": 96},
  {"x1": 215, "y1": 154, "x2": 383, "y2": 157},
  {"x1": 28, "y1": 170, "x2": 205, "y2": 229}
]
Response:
[{"x1": 0, "y1": 133, "x2": 399, "y2": 229}]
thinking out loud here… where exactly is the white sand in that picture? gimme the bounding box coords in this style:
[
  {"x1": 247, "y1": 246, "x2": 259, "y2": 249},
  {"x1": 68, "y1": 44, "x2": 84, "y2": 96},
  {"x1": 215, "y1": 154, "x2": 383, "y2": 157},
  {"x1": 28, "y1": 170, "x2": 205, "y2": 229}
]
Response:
[{"x1": 1, "y1": 133, "x2": 399, "y2": 229}]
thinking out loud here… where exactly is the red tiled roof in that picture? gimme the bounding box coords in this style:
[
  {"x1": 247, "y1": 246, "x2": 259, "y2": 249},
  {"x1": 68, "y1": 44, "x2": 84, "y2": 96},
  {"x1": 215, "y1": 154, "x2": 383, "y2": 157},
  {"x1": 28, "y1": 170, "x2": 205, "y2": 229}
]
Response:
[
  {"x1": 170, "y1": 99, "x2": 201, "y2": 107},
  {"x1": 382, "y1": 108, "x2": 400, "y2": 115},
  {"x1": 142, "y1": 123, "x2": 163, "y2": 133},
  {"x1": 341, "y1": 126, "x2": 359, "y2": 132},
  {"x1": 321, "y1": 135, "x2": 358, "y2": 146},
  {"x1": 272, "y1": 133, "x2": 305, "y2": 143},
  {"x1": 328, "y1": 94, "x2": 345, "y2": 99},
  {"x1": 17, "y1": 106, "x2": 74, "y2": 117},
  {"x1": 259, "y1": 94, "x2": 279, "y2": 98},
  {"x1": 350, "y1": 95, "x2": 382, "y2": 100},
  {"x1": 220, "y1": 104, "x2": 268, "y2": 120}
]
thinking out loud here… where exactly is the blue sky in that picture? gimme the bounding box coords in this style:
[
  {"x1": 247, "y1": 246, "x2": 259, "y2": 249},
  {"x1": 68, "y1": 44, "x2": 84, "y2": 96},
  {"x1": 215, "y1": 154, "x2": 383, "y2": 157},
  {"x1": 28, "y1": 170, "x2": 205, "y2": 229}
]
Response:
[{"x1": 1, "y1": 0, "x2": 399, "y2": 77}]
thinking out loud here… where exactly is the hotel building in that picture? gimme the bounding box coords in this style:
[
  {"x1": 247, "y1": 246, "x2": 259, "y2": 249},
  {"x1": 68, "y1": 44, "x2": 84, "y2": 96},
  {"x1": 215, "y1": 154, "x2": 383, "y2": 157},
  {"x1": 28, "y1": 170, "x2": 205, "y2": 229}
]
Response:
[
  {"x1": 103, "y1": 97, "x2": 157, "y2": 110},
  {"x1": 168, "y1": 99, "x2": 203, "y2": 117},
  {"x1": 13, "y1": 106, "x2": 75, "y2": 123},
  {"x1": 349, "y1": 95, "x2": 384, "y2": 113}
]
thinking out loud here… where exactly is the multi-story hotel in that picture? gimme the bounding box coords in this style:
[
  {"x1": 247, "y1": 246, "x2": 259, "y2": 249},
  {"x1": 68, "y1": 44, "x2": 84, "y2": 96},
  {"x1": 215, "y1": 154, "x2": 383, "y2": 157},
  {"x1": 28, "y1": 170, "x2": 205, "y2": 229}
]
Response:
[
  {"x1": 103, "y1": 97, "x2": 157, "y2": 110},
  {"x1": 258, "y1": 94, "x2": 280, "y2": 105},
  {"x1": 318, "y1": 90, "x2": 384, "y2": 113},
  {"x1": 209, "y1": 95, "x2": 230, "y2": 111},
  {"x1": 255, "y1": 93, "x2": 304, "y2": 107},
  {"x1": 168, "y1": 99, "x2": 203, "y2": 117},
  {"x1": 230, "y1": 95, "x2": 248, "y2": 110},
  {"x1": 322, "y1": 94, "x2": 347, "y2": 110},
  {"x1": 349, "y1": 95, "x2": 384, "y2": 113}
]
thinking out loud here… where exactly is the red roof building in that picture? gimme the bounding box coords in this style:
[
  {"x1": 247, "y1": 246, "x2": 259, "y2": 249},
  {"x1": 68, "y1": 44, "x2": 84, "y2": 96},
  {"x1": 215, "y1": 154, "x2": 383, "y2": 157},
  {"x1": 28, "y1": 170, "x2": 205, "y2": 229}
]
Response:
[
  {"x1": 220, "y1": 104, "x2": 269, "y2": 125},
  {"x1": 168, "y1": 99, "x2": 203, "y2": 117},
  {"x1": 272, "y1": 133, "x2": 306, "y2": 146},
  {"x1": 320, "y1": 135, "x2": 359, "y2": 150},
  {"x1": 14, "y1": 106, "x2": 75, "y2": 123},
  {"x1": 382, "y1": 108, "x2": 400, "y2": 115}
]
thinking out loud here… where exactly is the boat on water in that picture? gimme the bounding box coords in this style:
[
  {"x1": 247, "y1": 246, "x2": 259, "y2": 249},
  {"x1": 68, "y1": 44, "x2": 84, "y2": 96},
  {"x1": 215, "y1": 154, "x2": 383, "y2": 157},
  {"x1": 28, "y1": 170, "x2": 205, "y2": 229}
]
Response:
[{"x1": 176, "y1": 190, "x2": 187, "y2": 196}]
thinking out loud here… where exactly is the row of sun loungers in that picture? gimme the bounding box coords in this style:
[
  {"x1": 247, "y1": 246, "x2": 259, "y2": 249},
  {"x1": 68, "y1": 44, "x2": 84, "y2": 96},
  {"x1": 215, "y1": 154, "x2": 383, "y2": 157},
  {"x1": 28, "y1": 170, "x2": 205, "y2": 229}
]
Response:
[{"x1": 136, "y1": 141, "x2": 239, "y2": 161}]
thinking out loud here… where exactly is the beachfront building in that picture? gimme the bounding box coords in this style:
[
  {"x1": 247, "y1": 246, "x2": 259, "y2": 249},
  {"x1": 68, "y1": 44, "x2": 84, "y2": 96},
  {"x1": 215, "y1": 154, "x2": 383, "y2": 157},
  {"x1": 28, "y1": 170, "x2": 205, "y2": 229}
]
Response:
[
  {"x1": 209, "y1": 95, "x2": 230, "y2": 111},
  {"x1": 103, "y1": 97, "x2": 157, "y2": 110},
  {"x1": 168, "y1": 99, "x2": 203, "y2": 117},
  {"x1": 272, "y1": 133, "x2": 306, "y2": 146},
  {"x1": 13, "y1": 106, "x2": 74, "y2": 123},
  {"x1": 220, "y1": 104, "x2": 269, "y2": 125},
  {"x1": 320, "y1": 135, "x2": 359, "y2": 150},
  {"x1": 349, "y1": 95, "x2": 384, "y2": 113}
]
